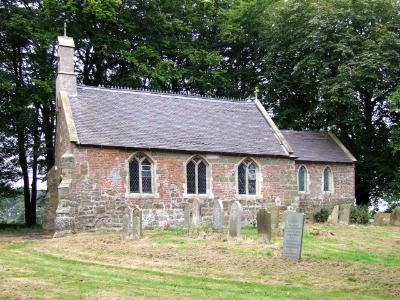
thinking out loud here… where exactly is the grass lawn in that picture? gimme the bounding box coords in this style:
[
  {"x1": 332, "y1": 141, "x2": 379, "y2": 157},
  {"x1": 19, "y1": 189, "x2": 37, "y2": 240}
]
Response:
[{"x1": 0, "y1": 224, "x2": 399, "y2": 299}]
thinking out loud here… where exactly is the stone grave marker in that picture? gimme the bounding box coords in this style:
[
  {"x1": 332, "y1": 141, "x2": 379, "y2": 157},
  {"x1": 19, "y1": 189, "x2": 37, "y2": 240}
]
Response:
[
  {"x1": 269, "y1": 205, "x2": 280, "y2": 229},
  {"x1": 257, "y1": 209, "x2": 272, "y2": 243},
  {"x1": 122, "y1": 212, "x2": 131, "y2": 239},
  {"x1": 374, "y1": 213, "x2": 391, "y2": 226},
  {"x1": 229, "y1": 201, "x2": 242, "y2": 237},
  {"x1": 184, "y1": 202, "x2": 191, "y2": 228},
  {"x1": 390, "y1": 206, "x2": 400, "y2": 226},
  {"x1": 338, "y1": 204, "x2": 352, "y2": 225},
  {"x1": 191, "y1": 199, "x2": 201, "y2": 225},
  {"x1": 282, "y1": 212, "x2": 305, "y2": 260},
  {"x1": 212, "y1": 200, "x2": 224, "y2": 232},
  {"x1": 132, "y1": 207, "x2": 143, "y2": 240},
  {"x1": 327, "y1": 205, "x2": 339, "y2": 225}
]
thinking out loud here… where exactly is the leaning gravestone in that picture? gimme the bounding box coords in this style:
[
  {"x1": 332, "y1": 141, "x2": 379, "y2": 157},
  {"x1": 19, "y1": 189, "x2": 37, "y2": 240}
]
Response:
[
  {"x1": 229, "y1": 201, "x2": 242, "y2": 237},
  {"x1": 390, "y1": 206, "x2": 400, "y2": 226},
  {"x1": 283, "y1": 212, "x2": 305, "y2": 260},
  {"x1": 257, "y1": 209, "x2": 272, "y2": 243},
  {"x1": 327, "y1": 205, "x2": 339, "y2": 225},
  {"x1": 374, "y1": 213, "x2": 391, "y2": 226},
  {"x1": 212, "y1": 200, "x2": 224, "y2": 232},
  {"x1": 132, "y1": 207, "x2": 143, "y2": 240},
  {"x1": 338, "y1": 204, "x2": 352, "y2": 225}
]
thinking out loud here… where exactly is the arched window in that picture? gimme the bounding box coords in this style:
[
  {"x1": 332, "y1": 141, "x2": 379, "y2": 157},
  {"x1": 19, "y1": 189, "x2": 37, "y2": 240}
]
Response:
[
  {"x1": 186, "y1": 156, "x2": 207, "y2": 194},
  {"x1": 238, "y1": 159, "x2": 257, "y2": 195},
  {"x1": 298, "y1": 166, "x2": 308, "y2": 192},
  {"x1": 323, "y1": 167, "x2": 333, "y2": 192},
  {"x1": 129, "y1": 153, "x2": 153, "y2": 194}
]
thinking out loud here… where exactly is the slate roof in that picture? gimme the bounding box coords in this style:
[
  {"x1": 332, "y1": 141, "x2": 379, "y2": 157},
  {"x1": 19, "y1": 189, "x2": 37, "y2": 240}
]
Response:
[
  {"x1": 69, "y1": 86, "x2": 288, "y2": 156},
  {"x1": 281, "y1": 130, "x2": 354, "y2": 163}
]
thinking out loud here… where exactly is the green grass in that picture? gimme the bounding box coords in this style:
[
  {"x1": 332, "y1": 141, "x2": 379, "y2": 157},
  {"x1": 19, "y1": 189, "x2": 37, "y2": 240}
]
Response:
[{"x1": 0, "y1": 224, "x2": 399, "y2": 299}]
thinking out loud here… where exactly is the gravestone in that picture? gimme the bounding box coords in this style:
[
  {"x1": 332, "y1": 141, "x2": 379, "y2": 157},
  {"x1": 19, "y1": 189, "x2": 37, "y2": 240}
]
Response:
[
  {"x1": 132, "y1": 207, "x2": 142, "y2": 240},
  {"x1": 327, "y1": 205, "x2": 339, "y2": 225},
  {"x1": 338, "y1": 204, "x2": 352, "y2": 225},
  {"x1": 269, "y1": 205, "x2": 280, "y2": 229},
  {"x1": 257, "y1": 209, "x2": 272, "y2": 243},
  {"x1": 229, "y1": 201, "x2": 242, "y2": 237},
  {"x1": 184, "y1": 202, "x2": 191, "y2": 228},
  {"x1": 122, "y1": 212, "x2": 132, "y2": 239},
  {"x1": 282, "y1": 212, "x2": 305, "y2": 260},
  {"x1": 390, "y1": 206, "x2": 400, "y2": 226},
  {"x1": 212, "y1": 200, "x2": 224, "y2": 232},
  {"x1": 191, "y1": 199, "x2": 201, "y2": 225},
  {"x1": 374, "y1": 213, "x2": 391, "y2": 226}
]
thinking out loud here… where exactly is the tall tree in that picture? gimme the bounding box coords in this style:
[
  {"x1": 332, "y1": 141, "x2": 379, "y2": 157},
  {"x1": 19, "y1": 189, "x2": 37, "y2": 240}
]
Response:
[{"x1": 258, "y1": 0, "x2": 400, "y2": 206}]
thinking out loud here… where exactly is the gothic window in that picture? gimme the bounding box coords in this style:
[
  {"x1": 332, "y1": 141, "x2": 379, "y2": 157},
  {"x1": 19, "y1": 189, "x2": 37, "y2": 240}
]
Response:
[
  {"x1": 129, "y1": 153, "x2": 153, "y2": 194},
  {"x1": 238, "y1": 159, "x2": 257, "y2": 195},
  {"x1": 298, "y1": 166, "x2": 308, "y2": 192},
  {"x1": 186, "y1": 156, "x2": 207, "y2": 194},
  {"x1": 323, "y1": 167, "x2": 332, "y2": 192}
]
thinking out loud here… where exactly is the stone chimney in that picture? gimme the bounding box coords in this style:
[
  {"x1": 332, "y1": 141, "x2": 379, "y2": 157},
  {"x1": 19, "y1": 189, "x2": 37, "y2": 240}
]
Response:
[{"x1": 56, "y1": 36, "x2": 77, "y2": 96}]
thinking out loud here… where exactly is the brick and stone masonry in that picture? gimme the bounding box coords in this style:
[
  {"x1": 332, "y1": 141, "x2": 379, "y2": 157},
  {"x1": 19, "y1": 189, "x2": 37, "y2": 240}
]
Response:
[{"x1": 43, "y1": 35, "x2": 356, "y2": 235}]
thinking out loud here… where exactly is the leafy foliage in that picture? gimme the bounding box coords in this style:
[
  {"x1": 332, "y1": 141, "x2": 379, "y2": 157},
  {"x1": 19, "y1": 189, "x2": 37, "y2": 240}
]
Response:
[
  {"x1": 350, "y1": 205, "x2": 372, "y2": 224},
  {"x1": 0, "y1": 0, "x2": 399, "y2": 214},
  {"x1": 314, "y1": 207, "x2": 331, "y2": 223}
]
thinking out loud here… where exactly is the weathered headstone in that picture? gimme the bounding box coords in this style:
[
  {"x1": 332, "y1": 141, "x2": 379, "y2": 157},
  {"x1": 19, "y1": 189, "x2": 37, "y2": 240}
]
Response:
[
  {"x1": 283, "y1": 212, "x2": 305, "y2": 260},
  {"x1": 212, "y1": 200, "x2": 224, "y2": 232},
  {"x1": 257, "y1": 209, "x2": 272, "y2": 243},
  {"x1": 122, "y1": 212, "x2": 131, "y2": 239},
  {"x1": 327, "y1": 205, "x2": 339, "y2": 225},
  {"x1": 338, "y1": 204, "x2": 352, "y2": 225},
  {"x1": 269, "y1": 205, "x2": 280, "y2": 229},
  {"x1": 390, "y1": 206, "x2": 400, "y2": 226},
  {"x1": 132, "y1": 207, "x2": 143, "y2": 240},
  {"x1": 229, "y1": 201, "x2": 242, "y2": 237},
  {"x1": 191, "y1": 199, "x2": 201, "y2": 225},
  {"x1": 184, "y1": 202, "x2": 191, "y2": 228},
  {"x1": 374, "y1": 213, "x2": 391, "y2": 226}
]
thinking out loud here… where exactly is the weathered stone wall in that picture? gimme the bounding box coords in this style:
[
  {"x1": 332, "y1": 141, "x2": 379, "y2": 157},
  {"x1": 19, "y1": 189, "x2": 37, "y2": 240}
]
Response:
[
  {"x1": 46, "y1": 107, "x2": 356, "y2": 233},
  {"x1": 49, "y1": 145, "x2": 299, "y2": 233},
  {"x1": 295, "y1": 162, "x2": 355, "y2": 220}
]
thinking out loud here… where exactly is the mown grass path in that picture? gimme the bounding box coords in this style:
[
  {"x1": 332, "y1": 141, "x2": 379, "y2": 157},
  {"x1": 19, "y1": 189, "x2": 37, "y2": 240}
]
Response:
[{"x1": 0, "y1": 224, "x2": 399, "y2": 299}]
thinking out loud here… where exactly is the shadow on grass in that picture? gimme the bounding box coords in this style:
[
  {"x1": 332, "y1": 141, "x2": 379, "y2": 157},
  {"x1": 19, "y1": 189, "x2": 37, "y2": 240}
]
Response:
[{"x1": 0, "y1": 223, "x2": 43, "y2": 233}]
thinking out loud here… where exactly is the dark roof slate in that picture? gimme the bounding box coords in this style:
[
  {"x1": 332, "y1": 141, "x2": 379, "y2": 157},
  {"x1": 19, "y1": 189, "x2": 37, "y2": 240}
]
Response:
[
  {"x1": 69, "y1": 86, "x2": 288, "y2": 156},
  {"x1": 281, "y1": 130, "x2": 354, "y2": 163}
]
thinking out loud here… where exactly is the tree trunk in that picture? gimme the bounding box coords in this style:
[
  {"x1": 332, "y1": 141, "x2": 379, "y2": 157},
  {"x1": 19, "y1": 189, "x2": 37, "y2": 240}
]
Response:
[{"x1": 17, "y1": 128, "x2": 32, "y2": 227}]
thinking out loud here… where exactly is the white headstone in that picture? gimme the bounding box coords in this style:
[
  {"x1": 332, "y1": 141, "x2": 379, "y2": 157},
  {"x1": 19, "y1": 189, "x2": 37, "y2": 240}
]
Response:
[
  {"x1": 229, "y1": 201, "x2": 242, "y2": 237},
  {"x1": 212, "y1": 200, "x2": 224, "y2": 232}
]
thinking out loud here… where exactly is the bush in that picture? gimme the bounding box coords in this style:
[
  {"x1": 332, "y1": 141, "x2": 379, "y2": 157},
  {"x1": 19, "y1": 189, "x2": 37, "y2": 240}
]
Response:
[
  {"x1": 314, "y1": 207, "x2": 331, "y2": 223},
  {"x1": 350, "y1": 205, "x2": 371, "y2": 224}
]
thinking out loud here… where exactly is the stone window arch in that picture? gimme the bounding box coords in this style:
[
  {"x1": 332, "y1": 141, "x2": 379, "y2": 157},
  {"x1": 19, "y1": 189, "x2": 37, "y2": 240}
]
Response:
[
  {"x1": 238, "y1": 158, "x2": 258, "y2": 195},
  {"x1": 323, "y1": 166, "x2": 333, "y2": 192},
  {"x1": 298, "y1": 165, "x2": 308, "y2": 193},
  {"x1": 129, "y1": 153, "x2": 154, "y2": 194},
  {"x1": 186, "y1": 156, "x2": 208, "y2": 195}
]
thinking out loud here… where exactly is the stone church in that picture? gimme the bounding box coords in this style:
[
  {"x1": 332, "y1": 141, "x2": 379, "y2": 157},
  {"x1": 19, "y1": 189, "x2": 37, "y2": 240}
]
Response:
[{"x1": 44, "y1": 36, "x2": 356, "y2": 236}]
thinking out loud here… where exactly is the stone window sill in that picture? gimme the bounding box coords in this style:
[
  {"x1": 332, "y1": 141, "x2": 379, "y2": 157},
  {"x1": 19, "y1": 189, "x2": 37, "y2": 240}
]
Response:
[
  {"x1": 183, "y1": 193, "x2": 214, "y2": 200},
  {"x1": 125, "y1": 192, "x2": 160, "y2": 199},
  {"x1": 235, "y1": 194, "x2": 262, "y2": 200}
]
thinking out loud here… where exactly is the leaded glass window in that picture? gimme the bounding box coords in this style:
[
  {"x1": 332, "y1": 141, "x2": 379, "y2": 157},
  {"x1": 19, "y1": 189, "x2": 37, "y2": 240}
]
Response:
[
  {"x1": 186, "y1": 156, "x2": 207, "y2": 194},
  {"x1": 238, "y1": 159, "x2": 257, "y2": 195},
  {"x1": 129, "y1": 153, "x2": 153, "y2": 194},
  {"x1": 323, "y1": 167, "x2": 332, "y2": 192},
  {"x1": 186, "y1": 161, "x2": 196, "y2": 194},
  {"x1": 298, "y1": 166, "x2": 307, "y2": 192}
]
